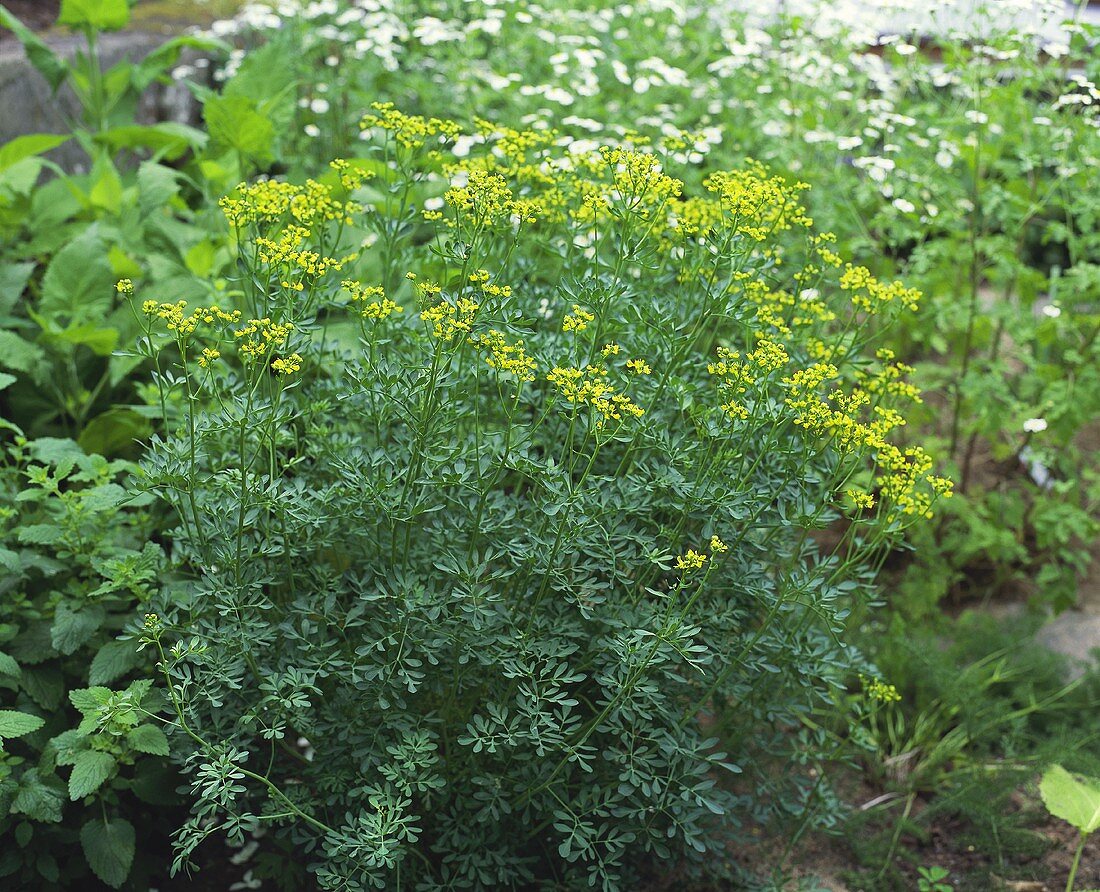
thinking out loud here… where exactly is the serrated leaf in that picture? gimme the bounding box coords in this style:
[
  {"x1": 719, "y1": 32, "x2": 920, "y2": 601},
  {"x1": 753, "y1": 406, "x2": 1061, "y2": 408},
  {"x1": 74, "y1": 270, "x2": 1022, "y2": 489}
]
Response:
[
  {"x1": 1041, "y1": 764, "x2": 1100, "y2": 834},
  {"x1": 11, "y1": 769, "x2": 65, "y2": 823},
  {"x1": 0, "y1": 710, "x2": 45, "y2": 738},
  {"x1": 50, "y1": 605, "x2": 106, "y2": 656},
  {"x1": 0, "y1": 651, "x2": 20, "y2": 678},
  {"x1": 127, "y1": 724, "x2": 169, "y2": 756},
  {"x1": 17, "y1": 524, "x2": 63, "y2": 545},
  {"x1": 69, "y1": 686, "x2": 112, "y2": 714},
  {"x1": 68, "y1": 750, "x2": 116, "y2": 800},
  {"x1": 39, "y1": 228, "x2": 114, "y2": 324},
  {"x1": 80, "y1": 817, "x2": 134, "y2": 888},
  {"x1": 204, "y1": 96, "x2": 275, "y2": 165},
  {"x1": 88, "y1": 640, "x2": 139, "y2": 686}
]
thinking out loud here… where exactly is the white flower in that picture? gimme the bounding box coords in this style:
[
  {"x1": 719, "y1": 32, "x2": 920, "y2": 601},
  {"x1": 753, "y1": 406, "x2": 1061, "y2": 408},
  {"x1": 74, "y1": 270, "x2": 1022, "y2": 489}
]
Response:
[
  {"x1": 1041, "y1": 304, "x2": 1061, "y2": 318},
  {"x1": 892, "y1": 198, "x2": 916, "y2": 214},
  {"x1": 1023, "y1": 418, "x2": 1048, "y2": 433}
]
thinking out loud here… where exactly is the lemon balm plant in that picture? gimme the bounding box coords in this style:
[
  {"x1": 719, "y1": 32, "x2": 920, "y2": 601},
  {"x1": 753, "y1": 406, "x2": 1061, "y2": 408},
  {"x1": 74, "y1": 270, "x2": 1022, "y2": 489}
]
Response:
[{"x1": 133, "y1": 109, "x2": 950, "y2": 889}]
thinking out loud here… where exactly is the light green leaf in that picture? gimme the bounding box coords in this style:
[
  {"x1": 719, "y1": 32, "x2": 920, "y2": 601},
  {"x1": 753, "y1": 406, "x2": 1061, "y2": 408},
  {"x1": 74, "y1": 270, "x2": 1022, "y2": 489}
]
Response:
[
  {"x1": 0, "y1": 371, "x2": 15, "y2": 391},
  {"x1": 0, "y1": 8, "x2": 68, "y2": 90},
  {"x1": 204, "y1": 95, "x2": 275, "y2": 166},
  {"x1": 1041, "y1": 764, "x2": 1100, "y2": 834},
  {"x1": 39, "y1": 228, "x2": 114, "y2": 324},
  {"x1": 69, "y1": 686, "x2": 112, "y2": 714},
  {"x1": 68, "y1": 750, "x2": 115, "y2": 799},
  {"x1": 88, "y1": 154, "x2": 122, "y2": 215},
  {"x1": 0, "y1": 710, "x2": 45, "y2": 739},
  {"x1": 58, "y1": 0, "x2": 129, "y2": 31},
  {"x1": 0, "y1": 134, "x2": 70, "y2": 173},
  {"x1": 80, "y1": 817, "x2": 134, "y2": 888},
  {"x1": 127, "y1": 724, "x2": 169, "y2": 756}
]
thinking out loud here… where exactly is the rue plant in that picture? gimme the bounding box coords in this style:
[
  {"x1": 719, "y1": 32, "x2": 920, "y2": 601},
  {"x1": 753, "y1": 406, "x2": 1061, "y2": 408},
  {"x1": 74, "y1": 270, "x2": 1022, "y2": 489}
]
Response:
[{"x1": 133, "y1": 110, "x2": 949, "y2": 889}]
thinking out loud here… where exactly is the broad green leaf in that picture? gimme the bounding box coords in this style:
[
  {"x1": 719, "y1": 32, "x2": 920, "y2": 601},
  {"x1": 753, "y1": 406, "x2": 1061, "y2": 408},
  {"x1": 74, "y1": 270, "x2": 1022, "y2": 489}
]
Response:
[
  {"x1": 58, "y1": 0, "x2": 129, "y2": 31},
  {"x1": 0, "y1": 710, "x2": 44, "y2": 738},
  {"x1": 88, "y1": 154, "x2": 122, "y2": 215},
  {"x1": 0, "y1": 260, "x2": 35, "y2": 315},
  {"x1": 136, "y1": 161, "x2": 181, "y2": 216},
  {"x1": 17, "y1": 524, "x2": 63, "y2": 545},
  {"x1": 0, "y1": 134, "x2": 70, "y2": 173},
  {"x1": 80, "y1": 817, "x2": 134, "y2": 888},
  {"x1": 78, "y1": 408, "x2": 150, "y2": 457},
  {"x1": 88, "y1": 640, "x2": 139, "y2": 686},
  {"x1": 39, "y1": 228, "x2": 114, "y2": 323},
  {"x1": 127, "y1": 724, "x2": 169, "y2": 756},
  {"x1": 69, "y1": 686, "x2": 112, "y2": 714},
  {"x1": 96, "y1": 123, "x2": 208, "y2": 162},
  {"x1": 68, "y1": 750, "x2": 115, "y2": 799},
  {"x1": 0, "y1": 331, "x2": 46, "y2": 374},
  {"x1": 0, "y1": 651, "x2": 19, "y2": 678},
  {"x1": 1041, "y1": 764, "x2": 1100, "y2": 834},
  {"x1": 204, "y1": 95, "x2": 275, "y2": 166},
  {"x1": 0, "y1": 7, "x2": 68, "y2": 90},
  {"x1": 51, "y1": 604, "x2": 106, "y2": 656},
  {"x1": 0, "y1": 546, "x2": 20, "y2": 572},
  {"x1": 0, "y1": 371, "x2": 15, "y2": 391},
  {"x1": 11, "y1": 769, "x2": 65, "y2": 822}
]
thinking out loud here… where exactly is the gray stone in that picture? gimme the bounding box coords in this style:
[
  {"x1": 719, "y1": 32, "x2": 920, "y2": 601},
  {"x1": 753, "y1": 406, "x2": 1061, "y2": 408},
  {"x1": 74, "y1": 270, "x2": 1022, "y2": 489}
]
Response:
[{"x1": 0, "y1": 30, "x2": 208, "y2": 170}]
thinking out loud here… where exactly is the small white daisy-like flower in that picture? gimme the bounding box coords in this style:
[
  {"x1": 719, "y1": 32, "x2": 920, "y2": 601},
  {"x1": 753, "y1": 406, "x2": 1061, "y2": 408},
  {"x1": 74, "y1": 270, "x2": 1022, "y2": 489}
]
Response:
[
  {"x1": 1041, "y1": 304, "x2": 1061, "y2": 318},
  {"x1": 1023, "y1": 418, "x2": 1048, "y2": 433}
]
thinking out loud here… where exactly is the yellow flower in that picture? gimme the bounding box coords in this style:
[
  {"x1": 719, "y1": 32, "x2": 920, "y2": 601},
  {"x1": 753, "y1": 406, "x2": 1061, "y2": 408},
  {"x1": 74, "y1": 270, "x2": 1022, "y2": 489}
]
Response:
[
  {"x1": 115, "y1": 279, "x2": 134, "y2": 295},
  {"x1": 625, "y1": 359, "x2": 651, "y2": 375},
  {"x1": 272, "y1": 353, "x2": 303, "y2": 375},
  {"x1": 675, "y1": 549, "x2": 707, "y2": 571},
  {"x1": 709, "y1": 536, "x2": 728, "y2": 554},
  {"x1": 562, "y1": 304, "x2": 595, "y2": 333}
]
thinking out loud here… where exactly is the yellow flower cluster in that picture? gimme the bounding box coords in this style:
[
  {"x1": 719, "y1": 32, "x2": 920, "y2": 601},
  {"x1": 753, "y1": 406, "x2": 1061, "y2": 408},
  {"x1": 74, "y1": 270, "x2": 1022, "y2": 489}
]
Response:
[
  {"x1": 709, "y1": 535, "x2": 728, "y2": 554},
  {"x1": 675, "y1": 549, "x2": 707, "y2": 571},
  {"x1": 198, "y1": 347, "x2": 221, "y2": 368},
  {"x1": 421, "y1": 297, "x2": 480, "y2": 341},
  {"x1": 472, "y1": 330, "x2": 537, "y2": 383},
  {"x1": 142, "y1": 300, "x2": 241, "y2": 337},
  {"x1": 704, "y1": 162, "x2": 811, "y2": 240},
  {"x1": 234, "y1": 317, "x2": 294, "y2": 361},
  {"x1": 546, "y1": 365, "x2": 644, "y2": 428},
  {"x1": 445, "y1": 168, "x2": 518, "y2": 227},
  {"x1": 360, "y1": 101, "x2": 460, "y2": 150},
  {"x1": 840, "y1": 265, "x2": 921, "y2": 314},
  {"x1": 220, "y1": 169, "x2": 363, "y2": 230},
  {"x1": 468, "y1": 269, "x2": 512, "y2": 299},
  {"x1": 599, "y1": 147, "x2": 683, "y2": 211},
  {"x1": 271, "y1": 353, "x2": 303, "y2": 376},
  {"x1": 846, "y1": 489, "x2": 876, "y2": 510},
  {"x1": 601, "y1": 343, "x2": 620, "y2": 357},
  {"x1": 256, "y1": 226, "x2": 355, "y2": 288},
  {"x1": 116, "y1": 278, "x2": 133, "y2": 295},
  {"x1": 343, "y1": 280, "x2": 402, "y2": 321},
  {"x1": 860, "y1": 675, "x2": 902, "y2": 703},
  {"x1": 625, "y1": 359, "x2": 651, "y2": 375},
  {"x1": 562, "y1": 304, "x2": 595, "y2": 333}
]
